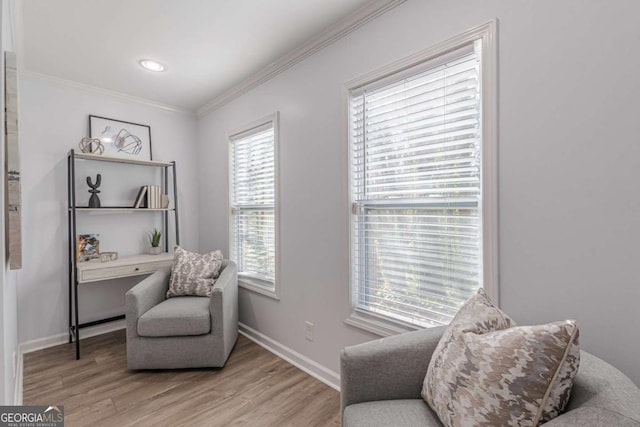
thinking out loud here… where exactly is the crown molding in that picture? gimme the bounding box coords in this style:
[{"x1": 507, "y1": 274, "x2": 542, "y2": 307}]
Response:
[
  {"x1": 196, "y1": 0, "x2": 407, "y2": 118},
  {"x1": 20, "y1": 70, "x2": 196, "y2": 117}
]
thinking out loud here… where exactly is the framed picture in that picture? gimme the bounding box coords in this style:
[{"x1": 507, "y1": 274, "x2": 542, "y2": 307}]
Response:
[
  {"x1": 89, "y1": 115, "x2": 152, "y2": 160},
  {"x1": 5, "y1": 51, "x2": 21, "y2": 270},
  {"x1": 77, "y1": 234, "x2": 100, "y2": 262}
]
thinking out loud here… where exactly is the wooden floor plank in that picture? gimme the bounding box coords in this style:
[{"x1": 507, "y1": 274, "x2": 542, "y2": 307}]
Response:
[{"x1": 23, "y1": 330, "x2": 341, "y2": 427}]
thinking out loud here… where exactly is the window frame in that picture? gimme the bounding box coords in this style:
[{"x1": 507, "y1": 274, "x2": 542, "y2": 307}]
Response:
[
  {"x1": 228, "y1": 112, "x2": 281, "y2": 300},
  {"x1": 344, "y1": 21, "x2": 498, "y2": 336}
]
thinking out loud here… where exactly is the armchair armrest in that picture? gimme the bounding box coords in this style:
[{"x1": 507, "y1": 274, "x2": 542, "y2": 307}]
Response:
[
  {"x1": 210, "y1": 260, "x2": 238, "y2": 350},
  {"x1": 125, "y1": 267, "x2": 171, "y2": 336},
  {"x1": 340, "y1": 325, "x2": 446, "y2": 410},
  {"x1": 542, "y1": 407, "x2": 640, "y2": 426},
  {"x1": 211, "y1": 260, "x2": 238, "y2": 294},
  {"x1": 544, "y1": 351, "x2": 640, "y2": 426}
]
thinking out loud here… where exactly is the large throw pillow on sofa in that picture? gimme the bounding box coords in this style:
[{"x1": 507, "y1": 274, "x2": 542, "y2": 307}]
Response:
[
  {"x1": 166, "y1": 246, "x2": 223, "y2": 298},
  {"x1": 422, "y1": 289, "x2": 580, "y2": 427}
]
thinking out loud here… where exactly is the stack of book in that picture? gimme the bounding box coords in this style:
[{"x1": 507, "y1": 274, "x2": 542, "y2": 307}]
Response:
[{"x1": 133, "y1": 185, "x2": 167, "y2": 209}]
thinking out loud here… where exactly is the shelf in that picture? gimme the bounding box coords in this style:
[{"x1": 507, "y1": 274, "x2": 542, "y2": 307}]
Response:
[
  {"x1": 73, "y1": 207, "x2": 175, "y2": 212},
  {"x1": 72, "y1": 152, "x2": 173, "y2": 167},
  {"x1": 68, "y1": 149, "x2": 179, "y2": 359}
]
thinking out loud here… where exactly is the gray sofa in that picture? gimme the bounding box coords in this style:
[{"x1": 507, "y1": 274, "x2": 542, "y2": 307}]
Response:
[
  {"x1": 341, "y1": 326, "x2": 640, "y2": 426},
  {"x1": 125, "y1": 260, "x2": 238, "y2": 369}
]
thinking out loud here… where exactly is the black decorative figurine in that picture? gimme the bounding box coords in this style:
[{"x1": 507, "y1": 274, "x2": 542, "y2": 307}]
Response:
[{"x1": 87, "y1": 174, "x2": 102, "y2": 208}]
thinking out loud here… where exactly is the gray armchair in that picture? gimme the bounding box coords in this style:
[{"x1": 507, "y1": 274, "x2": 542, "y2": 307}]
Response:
[
  {"x1": 341, "y1": 327, "x2": 640, "y2": 426},
  {"x1": 125, "y1": 260, "x2": 238, "y2": 369}
]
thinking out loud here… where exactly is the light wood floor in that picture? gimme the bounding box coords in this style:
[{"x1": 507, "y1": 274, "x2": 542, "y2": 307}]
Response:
[{"x1": 23, "y1": 330, "x2": 340, "y2": 427}]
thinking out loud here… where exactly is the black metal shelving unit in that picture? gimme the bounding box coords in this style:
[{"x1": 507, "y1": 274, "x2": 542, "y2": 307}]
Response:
[{"x1": 67, "y1": 149, "x2": 180, "y2": 359}]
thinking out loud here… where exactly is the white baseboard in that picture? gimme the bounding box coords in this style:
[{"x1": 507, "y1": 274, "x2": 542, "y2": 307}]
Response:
[
  {"x1": 20, "y1": 320, "x2": 126, "y2": 354},
  {"x1": 13, "y1": 348, "x2": 23, "y2": 405},
  {"x1": 238, "y1": 322, "x2": 340, "y2": 391}
]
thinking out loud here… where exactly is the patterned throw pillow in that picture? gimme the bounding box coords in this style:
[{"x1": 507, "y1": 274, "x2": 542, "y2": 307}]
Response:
[
  {"x1": 422, "y1": 289, "x2": 580, "y2": 427},
  {"x1": 166, "y1": 247, "x2": 223, "y2": 298}
]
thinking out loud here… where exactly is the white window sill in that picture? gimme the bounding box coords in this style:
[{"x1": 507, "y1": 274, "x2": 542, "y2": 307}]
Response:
[
  {"x1": 344, "y1": 310, "x2": 420, "y2": 337},
  {"x1": 239, "y1": 276, "x2": 280, "y2": 301}
]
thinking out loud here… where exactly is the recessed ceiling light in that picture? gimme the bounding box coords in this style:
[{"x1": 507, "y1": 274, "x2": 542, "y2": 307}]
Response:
[{"x1": 139, "y1": 59, "x2": 166, "y2": 72}]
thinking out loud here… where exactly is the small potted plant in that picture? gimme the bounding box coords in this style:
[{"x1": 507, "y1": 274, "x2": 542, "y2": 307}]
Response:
[{"x1": 148, "y1": 228, "x2": 162, "y2": 255}]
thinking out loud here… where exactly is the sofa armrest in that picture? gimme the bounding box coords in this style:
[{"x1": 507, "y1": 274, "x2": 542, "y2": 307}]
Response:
[
  {"x1": 556, "y1": 351, "x2": 640, "y2": 424},
  {"x1": 210, "y1": 261, "x2": 238, "y2": 348},
  {"x1": 340, "y1": 325, "x2": 446, "y2": 410},
  {"x1": 125, "y1": 267, "x2": 171, "y2": 336},
  {"x1": 542, "y1": 407, "x2": 640, "y2": 426}
]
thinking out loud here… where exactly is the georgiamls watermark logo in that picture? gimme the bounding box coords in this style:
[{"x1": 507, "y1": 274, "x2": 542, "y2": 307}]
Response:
[{"x1": 0, "y1": 405, "x2": 64, "y2": 426}]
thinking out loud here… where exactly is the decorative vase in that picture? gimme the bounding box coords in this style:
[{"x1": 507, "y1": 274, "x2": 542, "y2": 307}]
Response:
[
  {"x1": 149, "y1": 246, "x2": 162, "y2": 255},
  {"x1": 87, "y1": 174, "x2": 102, "y2": 208}
]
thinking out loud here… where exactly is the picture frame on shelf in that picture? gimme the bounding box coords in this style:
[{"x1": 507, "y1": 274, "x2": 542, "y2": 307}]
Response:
[
  {"x1": 89, "y1": 115, "x2": 152, "y2": 161},
  {"x1": 77, "y1": 233, "x2": 100, "y2": 262}
]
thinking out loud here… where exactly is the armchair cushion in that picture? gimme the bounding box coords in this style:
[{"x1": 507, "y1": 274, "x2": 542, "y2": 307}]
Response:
[
  {"x1": 343, "y1": 400, "x2": 441, "y2": 427},
  {"x1": 167, "y1": 246, "x2": 223, "y2": 298},
  {"x1": 138, "y1": 296, "x2": 211, "y2": 337}
]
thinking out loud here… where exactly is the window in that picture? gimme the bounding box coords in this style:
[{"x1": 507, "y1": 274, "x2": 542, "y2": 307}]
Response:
[
  {"x1": 229, "y1": 113, "x2": 279, "y2": 298},
  {"x1": 347, "y1": 23, "x2": 497, "y2": 335}
]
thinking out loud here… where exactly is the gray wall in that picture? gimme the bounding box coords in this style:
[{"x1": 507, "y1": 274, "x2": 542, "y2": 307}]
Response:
[{"x1": 198, "y1": 0, "x2": 640, "y2": 385}]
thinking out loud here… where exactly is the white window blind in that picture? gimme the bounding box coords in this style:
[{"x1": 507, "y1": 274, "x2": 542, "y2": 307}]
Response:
[
  {"x1": 230, "y1": 123, "x2": 276, "y2": 287},
  {"x1": 350, "y1": 42, "x2": 483, "y2": 328}
]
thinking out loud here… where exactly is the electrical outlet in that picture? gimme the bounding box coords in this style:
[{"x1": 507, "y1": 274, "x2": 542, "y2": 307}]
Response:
[{"x1": 305, "y1": 321, "x2": 314, "y2": 341}]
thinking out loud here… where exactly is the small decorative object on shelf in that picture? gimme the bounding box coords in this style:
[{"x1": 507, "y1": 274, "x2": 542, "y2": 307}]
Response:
[
  {"x1": 100, "y1": 251, "x2": 118, "y2": 263},
  {"x1": 87, "y1": 174, "x2": 102, "y2": 208},
  {"x1": 77, "y1": 233, "x2": 100, "y2": 262},
  {"x1": 148, "y1": 228, "x2": 162, "y2": 255},
  {"x1": 161, "y1": 194, "x2": 170, "y2": 209},
  {"x1": 78, "y1": 137, "x2": 104, "y2": 155}
]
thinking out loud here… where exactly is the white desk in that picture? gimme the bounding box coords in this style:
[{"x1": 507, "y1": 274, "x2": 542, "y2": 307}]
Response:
[{"x1": 76, "y1": 253, "x2": 173, "y2": 283}]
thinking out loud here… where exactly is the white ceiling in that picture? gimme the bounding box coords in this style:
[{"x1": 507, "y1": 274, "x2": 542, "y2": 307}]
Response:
[{"x1": 20, "y1": 0, "x2": 374, "y2": 113}]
